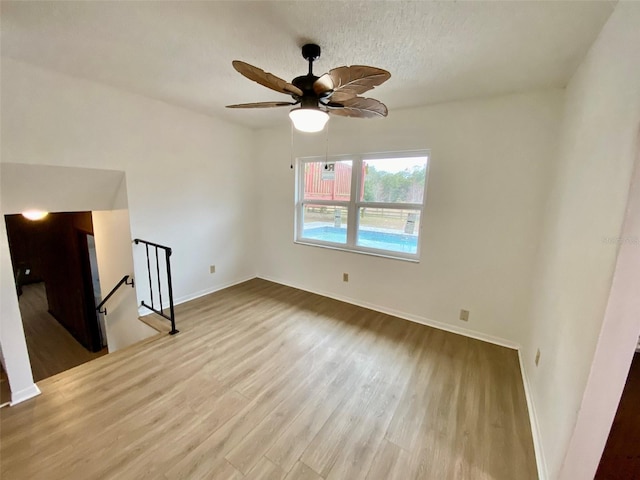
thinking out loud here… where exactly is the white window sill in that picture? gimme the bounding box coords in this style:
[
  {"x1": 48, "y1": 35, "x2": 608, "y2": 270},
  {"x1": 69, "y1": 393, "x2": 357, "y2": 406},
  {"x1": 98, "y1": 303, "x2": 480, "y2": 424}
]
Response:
[{"x1": 294, "y1": 239, "x2": 420, "y2": 263}]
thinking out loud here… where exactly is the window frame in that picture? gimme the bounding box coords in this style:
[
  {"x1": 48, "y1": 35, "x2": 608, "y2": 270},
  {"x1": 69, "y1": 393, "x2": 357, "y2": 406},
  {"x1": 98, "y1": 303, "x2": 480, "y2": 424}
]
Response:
[{"x1": 294, "y1": 150, "x2": 430, "y2": 262}]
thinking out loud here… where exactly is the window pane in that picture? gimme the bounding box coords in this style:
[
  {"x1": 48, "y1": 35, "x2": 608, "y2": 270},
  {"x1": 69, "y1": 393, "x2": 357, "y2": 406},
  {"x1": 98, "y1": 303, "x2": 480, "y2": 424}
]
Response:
[
  {"x1": 362, "y1": 157, "x2": 427, "y2": 204},
  {"x1": 303, "y1": 160, "x2": 352, "y2": 202},
  {"x1": 357, "y1": 208, "x2": 420, "y2": 254},
  {"x1": 301, "y1": 204, "x2": 349, "y2": 244}
]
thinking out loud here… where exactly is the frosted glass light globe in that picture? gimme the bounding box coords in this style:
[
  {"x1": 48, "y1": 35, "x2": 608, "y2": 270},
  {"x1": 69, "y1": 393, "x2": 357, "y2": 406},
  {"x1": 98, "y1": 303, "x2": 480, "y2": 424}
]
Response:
[{"x1": 289, "y1": 108, "x2": 329, "y2": 133}]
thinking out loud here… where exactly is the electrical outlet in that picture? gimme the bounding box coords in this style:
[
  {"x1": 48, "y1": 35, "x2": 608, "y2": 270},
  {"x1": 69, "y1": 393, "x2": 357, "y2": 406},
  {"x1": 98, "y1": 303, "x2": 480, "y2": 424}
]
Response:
[
  {"x1": 459, "y1": 309, "x2": 469, "y2": 321},
  {"x1": 210, "y1": 265, "x2": 216, "y2": 274},
  {"x1": 535, "y1": 349, "x2": 541, "y2": 366},
  {"x1": 343, "y1": 273, "x2": 349, "y2": 282}
]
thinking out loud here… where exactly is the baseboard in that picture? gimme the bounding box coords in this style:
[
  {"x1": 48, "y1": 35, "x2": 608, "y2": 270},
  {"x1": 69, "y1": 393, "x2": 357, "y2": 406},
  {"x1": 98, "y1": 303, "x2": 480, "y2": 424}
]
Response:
[
  {"x1": 138, "y1": 275, "x2": 256, "y2": 317},
  {"x1": 518, "y1": 349, "x2": 548, "y2": 480},
  {"x1": 10, "y1": 383, "x2": 41, "y2": 406},
  {"x1": 256, "y1": 275, "x2": 519, "y2": 350}
]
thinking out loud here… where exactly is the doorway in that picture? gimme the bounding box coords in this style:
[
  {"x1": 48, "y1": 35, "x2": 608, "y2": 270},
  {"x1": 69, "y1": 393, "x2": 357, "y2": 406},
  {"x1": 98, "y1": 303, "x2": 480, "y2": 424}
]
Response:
[
  {"x1": 85, "y1": 233, "x2": 107, "y2": 348},
  {"x1": 4, "y1": 211, "x2": 107, "y2": 382},
  {"x1": 596, "y1": 347, "x2": 640, "y2": 479}
]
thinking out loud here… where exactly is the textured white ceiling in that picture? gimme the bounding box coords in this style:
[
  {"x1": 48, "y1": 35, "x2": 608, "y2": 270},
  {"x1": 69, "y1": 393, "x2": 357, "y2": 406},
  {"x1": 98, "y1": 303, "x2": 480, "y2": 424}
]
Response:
[{"x1": 1, "y1": 1, "x2": 615, "y2": 129}]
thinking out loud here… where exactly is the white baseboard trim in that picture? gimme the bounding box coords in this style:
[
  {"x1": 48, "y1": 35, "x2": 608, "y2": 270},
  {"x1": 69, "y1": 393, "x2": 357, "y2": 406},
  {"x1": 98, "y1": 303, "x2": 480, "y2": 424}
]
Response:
[
  {"x1": 10, "y1": 383, "x2": 41, "y2": 406},
  {"x1": 256, "y1": 275, "x2": 519, "y2": 350},
  {"x1": 518, "y1": 349, "x2": 548, "y2": 480},
  {"x1": 138, "y1": 275, "x2": 256, "y2": 317}
]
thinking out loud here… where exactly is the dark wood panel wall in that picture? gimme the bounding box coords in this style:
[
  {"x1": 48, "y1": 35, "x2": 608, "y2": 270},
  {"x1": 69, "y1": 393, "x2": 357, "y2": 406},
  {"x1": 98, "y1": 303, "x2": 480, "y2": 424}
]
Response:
[{"x1": 5, "y1": 212, "x2": 101, "y2": 351}]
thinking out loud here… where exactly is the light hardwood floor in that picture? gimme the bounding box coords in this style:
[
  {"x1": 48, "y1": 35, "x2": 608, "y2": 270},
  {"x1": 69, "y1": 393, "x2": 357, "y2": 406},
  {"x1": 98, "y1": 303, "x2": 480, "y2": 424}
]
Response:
[
  {"x1": 18, "y1": 283, "x2": 107, "y2": 382},
  {"x1": 0, "y1": 279, "x2": 537, "y2": 479}
]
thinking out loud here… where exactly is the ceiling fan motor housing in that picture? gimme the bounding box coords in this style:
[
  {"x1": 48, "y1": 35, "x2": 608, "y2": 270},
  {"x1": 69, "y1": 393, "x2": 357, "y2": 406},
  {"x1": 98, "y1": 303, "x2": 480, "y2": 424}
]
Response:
[
  {"x1": 290, "y1": 45, "x2": 329, "y2": 132},
  {"x1": 292, "y1": 75, "x2": 318, "y2": 94},
  {"x1": 301, "y1": 43, "x2": 321, "y2": 62},
  {"x1": 292, "y1": 75, "x2": 322, "y2": 110},
  {"x1": 293, "y1": 43, "x2": 323, "y2": 107}
]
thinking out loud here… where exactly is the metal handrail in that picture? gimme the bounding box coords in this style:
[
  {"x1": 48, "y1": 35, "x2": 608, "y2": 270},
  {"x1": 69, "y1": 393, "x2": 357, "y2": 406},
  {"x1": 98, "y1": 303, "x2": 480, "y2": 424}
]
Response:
[
  {"x1": 134, "y1": 238, "x2": 178, "y2": 335},
  {"x1": 96, "y1": 275, "x2": 134, "y2": 315},
  {"x1": 133, "y1": 239, "x2": 172, "y2": 253}
]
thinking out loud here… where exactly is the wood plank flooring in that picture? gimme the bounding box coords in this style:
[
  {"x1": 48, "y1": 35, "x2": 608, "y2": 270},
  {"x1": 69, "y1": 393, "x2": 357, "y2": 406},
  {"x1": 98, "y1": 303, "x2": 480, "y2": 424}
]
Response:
[
  {"x1": 17, "y1": 283, "x2": 107, "y2": 382},
  {"x1": 0, "y1": 279, "x2": 538, "y2": 479}
]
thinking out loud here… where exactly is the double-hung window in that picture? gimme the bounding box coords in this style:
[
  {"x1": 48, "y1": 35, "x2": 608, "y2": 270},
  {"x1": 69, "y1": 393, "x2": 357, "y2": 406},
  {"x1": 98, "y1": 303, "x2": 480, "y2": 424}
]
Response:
[{"x1": 295, "y1": 151, "x2": 429, "y2": 261}]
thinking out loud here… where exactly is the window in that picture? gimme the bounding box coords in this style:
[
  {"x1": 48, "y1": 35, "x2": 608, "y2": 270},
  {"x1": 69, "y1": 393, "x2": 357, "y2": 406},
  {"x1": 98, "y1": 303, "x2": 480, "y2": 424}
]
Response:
[{"x1": 295, "y1": 151, "x2": 429, "y2": 261}]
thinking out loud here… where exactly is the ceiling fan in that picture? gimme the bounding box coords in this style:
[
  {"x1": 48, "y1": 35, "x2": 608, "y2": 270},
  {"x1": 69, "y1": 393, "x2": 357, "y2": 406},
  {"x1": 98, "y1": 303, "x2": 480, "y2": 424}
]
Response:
[{"x1": 226, "y1": 44, "x2": 391, "y2": 133}]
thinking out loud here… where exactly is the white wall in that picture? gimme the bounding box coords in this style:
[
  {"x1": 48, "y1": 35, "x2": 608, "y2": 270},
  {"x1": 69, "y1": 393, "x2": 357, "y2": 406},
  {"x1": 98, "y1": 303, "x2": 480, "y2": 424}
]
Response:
[
  {"x1": 0, "y1": 163, "x2": 127, "y2": 213},
  {"x1": 521, "y1": 3, "x2": 640, "y2": 479},
  {"x1": 560, "y1": 142, "x2": 640, "y2": 480},
  {"x1": 93, "y1": 207, "x2": 156, "y2": 352},
  {"x1": 0, "y1": 220, "x2": 39, "y2": 404},
  {"x1": 255, "y1": 90, "x2": 563, "y2": 347},
  {"x1": 1, "y1": 57, "x2": 257, "y2": 307},
  {"x1": 1, "y1": 58, "x2": 256, "y2": 399}
]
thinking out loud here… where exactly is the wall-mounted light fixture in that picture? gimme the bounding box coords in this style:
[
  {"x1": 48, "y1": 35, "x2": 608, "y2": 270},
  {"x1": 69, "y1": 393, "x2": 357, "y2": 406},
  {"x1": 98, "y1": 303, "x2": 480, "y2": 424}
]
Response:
[{"x1": 21, "y1": 210, "x2": 49, "y2": 221}]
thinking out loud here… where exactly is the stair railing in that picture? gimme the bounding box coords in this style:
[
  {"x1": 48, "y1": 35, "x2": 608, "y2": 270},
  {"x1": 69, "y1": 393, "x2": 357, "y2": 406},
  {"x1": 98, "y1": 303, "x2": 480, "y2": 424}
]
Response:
[
  {"x1": 96, "y1": 275, "x2": 134, "y2": 316},
  {"x1": 134, "y1": 238, "x2": 178, "y2": 335}
]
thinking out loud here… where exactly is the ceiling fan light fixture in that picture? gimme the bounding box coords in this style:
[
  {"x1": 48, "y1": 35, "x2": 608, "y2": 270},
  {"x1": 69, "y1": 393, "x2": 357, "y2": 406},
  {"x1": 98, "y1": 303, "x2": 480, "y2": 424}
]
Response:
[{"x1": 289, "y1": 107, "x2": 329, "y2": 133}]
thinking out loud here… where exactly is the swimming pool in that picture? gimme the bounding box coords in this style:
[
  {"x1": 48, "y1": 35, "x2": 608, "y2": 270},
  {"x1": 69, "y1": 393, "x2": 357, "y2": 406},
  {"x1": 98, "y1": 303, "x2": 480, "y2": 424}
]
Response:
[{"x1": 302, "y1": 226, "x2": 418, "y2": 254}]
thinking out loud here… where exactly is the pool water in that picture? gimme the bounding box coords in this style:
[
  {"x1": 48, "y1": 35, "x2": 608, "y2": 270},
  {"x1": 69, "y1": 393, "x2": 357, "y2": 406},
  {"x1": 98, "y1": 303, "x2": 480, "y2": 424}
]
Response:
[{"x1": 302, "y1": 226, "x2": 418, "y2": 254}]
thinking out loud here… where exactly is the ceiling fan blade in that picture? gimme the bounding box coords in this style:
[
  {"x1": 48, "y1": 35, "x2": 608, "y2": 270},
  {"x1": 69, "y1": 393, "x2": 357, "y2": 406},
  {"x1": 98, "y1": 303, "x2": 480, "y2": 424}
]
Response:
[
  {"x1": 232, "y1": 60, "x2": 303, "y2": 97},
  {"x1": 327, "y1": 97, "x2": 388, "y2": 118},
  {"x1": 226, "y1": 101, "x2": 297, "y2": 109},
  {"x1": 313, "y1": 73, "x2": 334, "y2": 96},
  {"x1": 328, "y1": 65, "x2": 391, "y2": 103}
]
